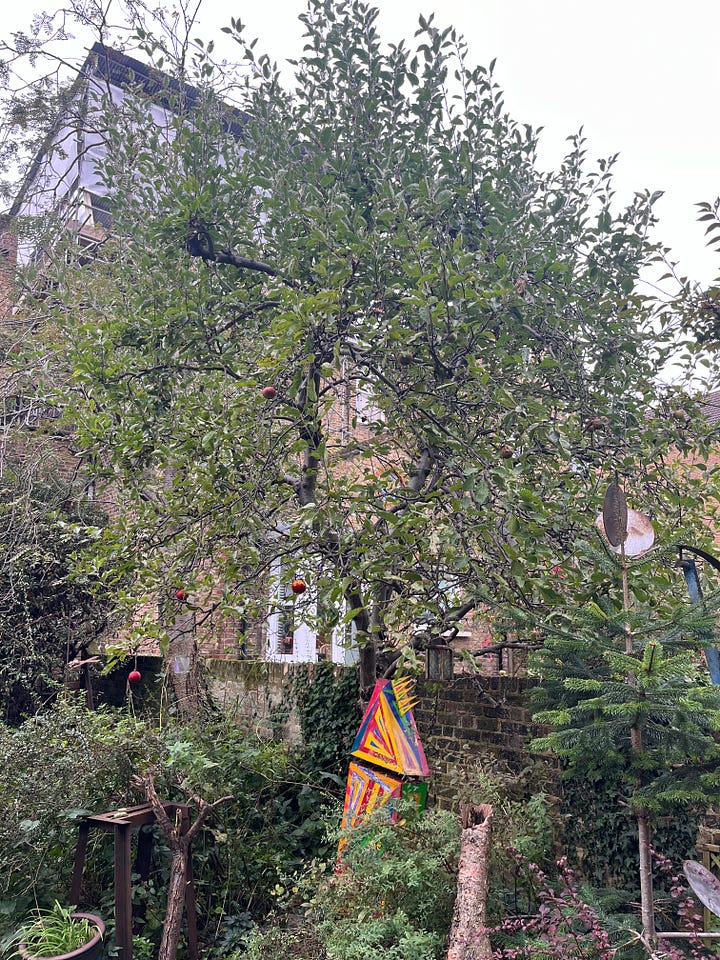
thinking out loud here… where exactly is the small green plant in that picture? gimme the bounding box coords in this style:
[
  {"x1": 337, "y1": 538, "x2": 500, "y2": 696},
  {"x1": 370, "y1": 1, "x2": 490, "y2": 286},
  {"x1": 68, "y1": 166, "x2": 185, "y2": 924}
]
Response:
[
  {"x1": 244, "y1": 923, "x2": 326, "y2": 960},
  {"x1": 130, "y1": 934, "x2": 156, "y2": 960},
  {"x1": 15, "y1": 903, "x2": 98, "y2": 958}
]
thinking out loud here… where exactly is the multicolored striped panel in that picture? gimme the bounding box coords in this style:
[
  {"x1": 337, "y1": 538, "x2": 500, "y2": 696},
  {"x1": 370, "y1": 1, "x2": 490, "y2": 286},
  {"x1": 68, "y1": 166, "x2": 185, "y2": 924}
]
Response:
[
  {"x1": 340, "y1": 761, "x2": 403, "y2": 834},
  {"x1": 350, "y1": 678, "x2": 430, "y2": 777}
]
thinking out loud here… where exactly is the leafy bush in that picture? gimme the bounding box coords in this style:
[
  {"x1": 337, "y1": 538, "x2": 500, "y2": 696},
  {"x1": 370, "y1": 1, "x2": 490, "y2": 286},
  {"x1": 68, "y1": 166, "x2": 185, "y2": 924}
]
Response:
[
  {"x1": 243, "y1": 922, "x2": 327, "y2": 960},
  {"x1": 0, "y1": 465, "x2": 113, "y2": 725},
  {"x1": 491, "y1": 857, "x2": 625, "y2": 960},
  {"x1": 0, "y1": 701, "x2": 160, "y2": 941},
  {"x1": 0, "y1": 703, "x2": 336, "y2": 955},
  {"x1": 491, "y1": 851, "x2": 720, "y2": 960},
  {"x1": 148, "y1": 717, "x2": 341, "y2": 953},
  {"x1": 248, "y1": 805, "x2": 460, "y2": 960},
  {"x1": 327, "y1": 807, "x2": 459, "y2": 951}
]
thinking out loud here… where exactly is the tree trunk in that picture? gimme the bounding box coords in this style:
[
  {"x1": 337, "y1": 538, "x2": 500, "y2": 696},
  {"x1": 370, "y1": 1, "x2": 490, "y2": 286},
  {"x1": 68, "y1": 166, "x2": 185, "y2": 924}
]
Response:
[
  {"x1": 636, "y1": 807, "x2": 655, "y2": 946},
  {"x1": 159, "y1": 846, "x2": 188, "y2": 960},
  {"x1": 631, "y1": 724, "x2": 655, "y2": 948},
  {"x1": 447, "y1": 803, "x2": 494, "y2": 960},
  {"x1": 358, "y1": 640, "x2": 376, "y2": 701},
  {"x1": 165, "y1": 604, "x2": 210, "y2": 719},
  {"x1": 622, "y1": 547, "x2": 656, "y2": 951}
]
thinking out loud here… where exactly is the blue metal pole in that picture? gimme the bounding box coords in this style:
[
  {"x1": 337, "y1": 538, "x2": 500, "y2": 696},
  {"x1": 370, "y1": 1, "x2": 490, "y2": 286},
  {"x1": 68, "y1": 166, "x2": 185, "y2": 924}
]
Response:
[{"x1": 678, "y1": 557, "x2": 720, "y2": 685}]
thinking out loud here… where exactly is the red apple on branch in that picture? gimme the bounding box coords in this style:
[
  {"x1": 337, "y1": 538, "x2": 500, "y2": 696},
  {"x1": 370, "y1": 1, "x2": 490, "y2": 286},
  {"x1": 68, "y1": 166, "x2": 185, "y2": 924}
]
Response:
[
  {"x1": 261, "y1": 385, "x2": 277, "y2": 399},
  {"x1": 291, "y1": 578, "x2": 307, "y2": 595},
  {"x1": 128, "y1": 669, "x2": 142, "y2": 683}
]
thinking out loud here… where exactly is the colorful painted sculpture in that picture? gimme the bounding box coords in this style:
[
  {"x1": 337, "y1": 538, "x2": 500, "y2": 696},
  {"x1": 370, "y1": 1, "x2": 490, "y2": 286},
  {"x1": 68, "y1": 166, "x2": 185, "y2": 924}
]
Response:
[
  {"x1": 350, "y1": 677, "x2": 429, "y2": 777},
  {"x1": 338, "y1": 677, "x2": 429, "y2": 858}
]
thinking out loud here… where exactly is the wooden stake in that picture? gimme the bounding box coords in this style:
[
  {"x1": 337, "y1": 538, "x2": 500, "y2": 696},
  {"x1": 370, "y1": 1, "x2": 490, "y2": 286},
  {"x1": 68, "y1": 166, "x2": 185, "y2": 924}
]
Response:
[{"x1": 620, "y1": 538, "x2": 655, "y2": 949}]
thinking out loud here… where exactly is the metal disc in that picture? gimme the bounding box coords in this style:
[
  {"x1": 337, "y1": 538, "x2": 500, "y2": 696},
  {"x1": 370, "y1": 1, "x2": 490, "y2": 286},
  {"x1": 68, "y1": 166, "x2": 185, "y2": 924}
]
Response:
[
  {"x1": 596, "y1": 508, "x2": 655, "y2": 557},
  {"x1": 602, "y1": 482, "x2": 628, "y2": 547},
  {"x1": 683, "y1": 860, "x2": 720, "y2": 918}
]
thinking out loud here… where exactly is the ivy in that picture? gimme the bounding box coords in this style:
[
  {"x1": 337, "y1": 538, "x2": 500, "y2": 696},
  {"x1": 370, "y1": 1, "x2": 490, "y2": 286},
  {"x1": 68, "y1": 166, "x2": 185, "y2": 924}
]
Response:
[
  {"x1": 561, "y1": 761, "x2": 701, "y2": 894},
  {"x1": 291, "y1": 662, "x2": 360, "y2": 779}
]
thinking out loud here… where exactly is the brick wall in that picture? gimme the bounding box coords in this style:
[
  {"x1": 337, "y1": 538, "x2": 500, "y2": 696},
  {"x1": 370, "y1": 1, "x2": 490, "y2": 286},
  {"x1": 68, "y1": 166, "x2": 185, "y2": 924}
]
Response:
[
  {"x1": 207, "y1": 660, "x2": 555, "y2": 806},
  {"x1": 208, "y1": 658, "x2": 303, "y2": 742},
  {"x1": 413, "y1": 676, "x2": 556, "y2": 807}
]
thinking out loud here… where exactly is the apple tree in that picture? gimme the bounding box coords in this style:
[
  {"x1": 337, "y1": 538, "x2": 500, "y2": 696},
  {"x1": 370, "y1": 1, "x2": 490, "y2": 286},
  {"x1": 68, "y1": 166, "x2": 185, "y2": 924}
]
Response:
[{"x1": 7, "y1": 0, "x2": 720, "y2": 702}]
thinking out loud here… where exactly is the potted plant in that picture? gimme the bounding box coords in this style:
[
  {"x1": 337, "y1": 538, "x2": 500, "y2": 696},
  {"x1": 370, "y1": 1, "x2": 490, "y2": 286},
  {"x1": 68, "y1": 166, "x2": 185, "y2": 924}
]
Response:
[{"x1": 16, "y1": 903, "x2": 104, "y2": 960}]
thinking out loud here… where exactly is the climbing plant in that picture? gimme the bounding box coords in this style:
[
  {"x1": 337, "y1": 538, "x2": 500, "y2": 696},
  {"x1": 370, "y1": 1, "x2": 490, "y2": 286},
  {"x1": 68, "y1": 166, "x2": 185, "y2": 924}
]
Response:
[{"x1": 292, "y1": 662, "x2": 360, "y2": 779}]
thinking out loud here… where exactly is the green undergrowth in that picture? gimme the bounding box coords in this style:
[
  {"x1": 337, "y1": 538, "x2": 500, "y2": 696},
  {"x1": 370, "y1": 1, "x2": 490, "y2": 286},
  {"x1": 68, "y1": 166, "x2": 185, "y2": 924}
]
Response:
[
  {"x1": 0, "y1": 700, "x2": 342, "y2": 957},
  {"x1": 246, "y1": 803, "x2": 460, "y2": 960}
]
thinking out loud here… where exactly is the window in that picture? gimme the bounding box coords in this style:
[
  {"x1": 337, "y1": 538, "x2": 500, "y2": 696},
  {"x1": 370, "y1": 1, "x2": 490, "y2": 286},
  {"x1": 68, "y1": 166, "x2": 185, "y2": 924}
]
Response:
[
  {"x1": 265, "y1": 557, "x2": 359, "y2": 665},
  {"x1": 266, "y1": 556, "x2": 316, "y2": 663}
]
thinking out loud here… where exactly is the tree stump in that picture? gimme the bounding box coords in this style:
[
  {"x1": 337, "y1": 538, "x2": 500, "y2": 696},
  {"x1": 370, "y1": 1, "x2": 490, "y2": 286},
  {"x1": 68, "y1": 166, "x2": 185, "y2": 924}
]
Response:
[{"x1": 447, "y1": 803, "x2": 494, "y2": 960}]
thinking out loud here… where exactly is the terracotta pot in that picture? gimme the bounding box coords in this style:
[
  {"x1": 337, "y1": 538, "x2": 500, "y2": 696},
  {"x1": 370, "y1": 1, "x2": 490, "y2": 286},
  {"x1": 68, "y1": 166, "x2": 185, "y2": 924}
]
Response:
[{"x1": 19, "y1": 912, "x2": 105, "y2": 960}]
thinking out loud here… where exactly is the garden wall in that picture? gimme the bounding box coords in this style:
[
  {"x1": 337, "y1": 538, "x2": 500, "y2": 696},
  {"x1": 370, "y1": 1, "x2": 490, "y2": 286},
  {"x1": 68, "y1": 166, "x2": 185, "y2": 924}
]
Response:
[
  {"x1": 413, "y1": 675, "x2": 555, "y2": 806},
  {"x1": 209, "y1": 658, "x2": 305, "y2": 742},
  {"x1": 207, "y1": 660, "x2": 555, "y2": 805}
]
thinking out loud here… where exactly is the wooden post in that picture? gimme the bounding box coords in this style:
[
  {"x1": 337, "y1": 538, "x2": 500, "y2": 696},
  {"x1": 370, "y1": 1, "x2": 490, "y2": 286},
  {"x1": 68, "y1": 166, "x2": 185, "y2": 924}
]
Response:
[
  {"x1": 114, "y1": 824, "x2": 133, "y2": 960},
  {"x1": 447, "y1": 803, "x2": 493, "y2": 960},
  {"x1": 181, "y1": 809, "x2": 199, "y2": 960},
  {"x1": 70, "y1": 822, "x2": 90, "y2": 905},
  {"x1": 135, "y1": 827, "x2": 153, "y2": 883}
]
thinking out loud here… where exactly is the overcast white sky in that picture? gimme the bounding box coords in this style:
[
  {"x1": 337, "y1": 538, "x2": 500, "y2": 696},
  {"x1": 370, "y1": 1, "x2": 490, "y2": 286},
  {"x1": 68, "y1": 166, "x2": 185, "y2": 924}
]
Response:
[{"x1": 6, "y1": 0, "x2": 720, "y2": 288}]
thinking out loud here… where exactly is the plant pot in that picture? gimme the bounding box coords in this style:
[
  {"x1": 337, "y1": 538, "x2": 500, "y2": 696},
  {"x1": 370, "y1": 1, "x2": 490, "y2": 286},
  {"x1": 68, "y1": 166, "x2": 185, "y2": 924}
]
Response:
[{"x1": 19, "y1": 912, "x2": 105, "y2": 960}]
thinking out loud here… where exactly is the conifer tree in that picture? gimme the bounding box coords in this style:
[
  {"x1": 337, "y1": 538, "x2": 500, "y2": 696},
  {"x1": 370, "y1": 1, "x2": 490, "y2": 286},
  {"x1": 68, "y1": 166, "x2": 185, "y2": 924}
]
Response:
[{"x1": 531, "y1": 522, "x2": 720, "y2": 948}]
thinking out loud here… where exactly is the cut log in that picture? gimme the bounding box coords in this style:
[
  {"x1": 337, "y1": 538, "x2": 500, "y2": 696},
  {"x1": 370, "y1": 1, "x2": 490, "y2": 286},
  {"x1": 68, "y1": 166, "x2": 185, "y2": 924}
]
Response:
[{"x1": 447, "y1": 803, "x2": 494, "y2": 960}]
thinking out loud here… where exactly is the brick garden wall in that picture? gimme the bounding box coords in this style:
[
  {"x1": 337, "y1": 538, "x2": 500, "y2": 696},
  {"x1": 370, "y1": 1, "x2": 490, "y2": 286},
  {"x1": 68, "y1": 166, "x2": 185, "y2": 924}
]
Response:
[
  {"x1": 207, "y1": 660, "x2": 556, "y2": 806},
  {"x1": 413, "y1": 676, "x2": 556, "y2": 807}
]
